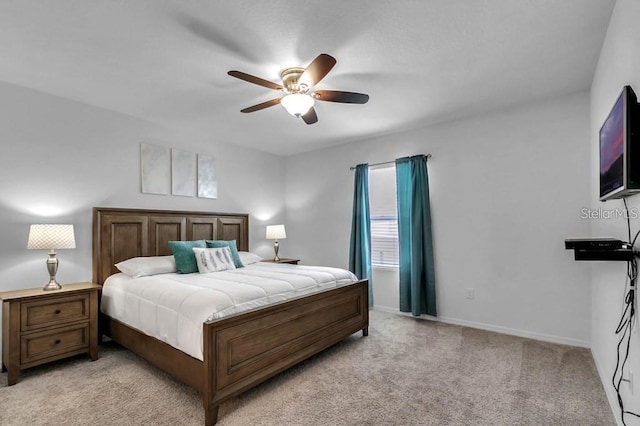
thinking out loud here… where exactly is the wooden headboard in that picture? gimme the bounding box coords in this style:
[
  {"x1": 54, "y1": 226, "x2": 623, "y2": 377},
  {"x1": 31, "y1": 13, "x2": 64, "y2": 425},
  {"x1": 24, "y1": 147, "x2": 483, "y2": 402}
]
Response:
[{"x1": 92, "y1": 207, "x2": 249, "y2": 285}]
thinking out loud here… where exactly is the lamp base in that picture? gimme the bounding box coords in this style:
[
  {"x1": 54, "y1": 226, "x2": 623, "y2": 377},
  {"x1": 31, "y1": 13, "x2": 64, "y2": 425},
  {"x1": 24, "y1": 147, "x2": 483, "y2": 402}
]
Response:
[
  {"x1": 42, "y1": 279, "x2": 62, "y2": 291},
  {"x1": 273, "y1": 240, "x2": 280, "y2": 261},
  {"x1": 43, "y1": 251, "x2": 62, "y2": 291}
]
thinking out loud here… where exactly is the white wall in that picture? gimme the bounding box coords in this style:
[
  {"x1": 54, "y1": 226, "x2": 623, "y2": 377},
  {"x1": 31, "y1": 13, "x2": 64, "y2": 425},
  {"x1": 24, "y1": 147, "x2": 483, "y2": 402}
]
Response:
[
  {"x1": 0, "y1": 81, "x2": 286, "y2": 295},
  {"x1": 590, "y1": 0, "x2": 640, "y2": 424},
  {"x1": 285, "y1": 91, "x2": 592, "y2": 346}
]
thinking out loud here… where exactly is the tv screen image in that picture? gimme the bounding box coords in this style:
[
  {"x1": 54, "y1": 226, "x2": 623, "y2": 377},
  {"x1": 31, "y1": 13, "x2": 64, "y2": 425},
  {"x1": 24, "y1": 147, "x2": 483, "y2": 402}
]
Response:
[
  {"x1": 599, "y1": 85, "x2": 639, "y2": 201},
  {"x1": 600, "y1": 94, "x2": 624, "y2": 198}
]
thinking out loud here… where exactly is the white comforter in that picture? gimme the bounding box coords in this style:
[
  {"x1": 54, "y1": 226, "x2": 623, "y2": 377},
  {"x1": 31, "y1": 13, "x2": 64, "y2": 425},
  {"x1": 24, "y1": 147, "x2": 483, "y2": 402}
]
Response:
[{"x1": 101, "y1": 262, "x2": 358, "y2": 360}]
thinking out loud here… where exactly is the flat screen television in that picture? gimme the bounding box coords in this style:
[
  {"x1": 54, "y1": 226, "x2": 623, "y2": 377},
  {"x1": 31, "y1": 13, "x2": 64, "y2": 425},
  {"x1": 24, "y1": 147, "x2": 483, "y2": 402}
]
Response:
[{"x1": 600, "y1": 85, "x2": 640, "y2": 201}]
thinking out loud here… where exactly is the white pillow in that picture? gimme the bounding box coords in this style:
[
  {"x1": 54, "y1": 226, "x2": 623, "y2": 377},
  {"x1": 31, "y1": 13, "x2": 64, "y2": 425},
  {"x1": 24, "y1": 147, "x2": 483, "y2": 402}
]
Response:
[
  {"x1": 238, "y1": 251, "x2": 263, "y2": 265},
  {"x1": 115, "y1": 255, "x2": 177, "y2": 278},
  {"x1": 192, "y1": 247, "x2": 237, "y2": 273}
]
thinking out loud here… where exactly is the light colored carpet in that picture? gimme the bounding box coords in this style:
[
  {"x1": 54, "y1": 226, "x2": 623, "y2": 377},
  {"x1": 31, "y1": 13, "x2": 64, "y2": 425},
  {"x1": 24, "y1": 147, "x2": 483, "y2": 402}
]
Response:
[{"x1": 0, "y1": 310, "x2": 613, "y2": 425}]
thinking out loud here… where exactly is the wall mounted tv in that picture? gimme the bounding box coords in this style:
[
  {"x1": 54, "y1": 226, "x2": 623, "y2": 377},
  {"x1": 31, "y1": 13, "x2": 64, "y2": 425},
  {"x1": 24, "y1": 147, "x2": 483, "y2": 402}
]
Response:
[{"x1": 600, "y1": 85, "x2": 640, "y2": 201}]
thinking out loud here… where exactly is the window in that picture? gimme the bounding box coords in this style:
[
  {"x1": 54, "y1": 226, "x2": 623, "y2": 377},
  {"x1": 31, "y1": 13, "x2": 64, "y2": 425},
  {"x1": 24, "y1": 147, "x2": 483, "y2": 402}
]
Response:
[{"x1": 369, "y1": 166, "x2": 398, "y2": 268}]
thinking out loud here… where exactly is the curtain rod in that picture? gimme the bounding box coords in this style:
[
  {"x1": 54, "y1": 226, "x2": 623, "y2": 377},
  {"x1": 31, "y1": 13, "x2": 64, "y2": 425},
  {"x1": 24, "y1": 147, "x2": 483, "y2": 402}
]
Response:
[{"x1": 349, "y1": 154, "x2": 432, "y2": 171}]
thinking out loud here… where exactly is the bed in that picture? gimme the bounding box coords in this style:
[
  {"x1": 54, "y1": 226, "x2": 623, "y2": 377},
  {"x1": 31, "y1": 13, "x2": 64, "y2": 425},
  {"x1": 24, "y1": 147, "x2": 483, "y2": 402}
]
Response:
[{"x1": 93, "y1": 207, "x2": 369, "y2": 425}]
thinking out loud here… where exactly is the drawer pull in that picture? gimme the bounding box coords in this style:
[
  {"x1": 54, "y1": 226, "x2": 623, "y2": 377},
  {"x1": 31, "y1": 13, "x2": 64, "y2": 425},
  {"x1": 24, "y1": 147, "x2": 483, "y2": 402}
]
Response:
[
  {"x1": 54, "y1": 340, "x2": 61, "y2": 345},
  {"x1": 55, "y1": 309, "x2": 61, "y2": 314}
]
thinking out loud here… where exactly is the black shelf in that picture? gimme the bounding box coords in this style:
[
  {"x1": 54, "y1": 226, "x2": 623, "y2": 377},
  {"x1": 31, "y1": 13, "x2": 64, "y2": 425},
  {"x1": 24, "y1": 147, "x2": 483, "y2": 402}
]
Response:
[{"x1": 573, "y1": 249, "x2": 635, "y2": 261}]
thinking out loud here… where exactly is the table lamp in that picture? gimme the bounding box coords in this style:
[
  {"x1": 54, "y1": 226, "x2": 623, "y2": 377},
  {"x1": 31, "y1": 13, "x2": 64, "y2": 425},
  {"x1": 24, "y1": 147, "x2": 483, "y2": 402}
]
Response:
[
  {"x1": 266, "y1": 224, "x2": 286, "y2": 261},
  {"x1": 27, "y1": 224, "x2": 76, "y2": 291}
]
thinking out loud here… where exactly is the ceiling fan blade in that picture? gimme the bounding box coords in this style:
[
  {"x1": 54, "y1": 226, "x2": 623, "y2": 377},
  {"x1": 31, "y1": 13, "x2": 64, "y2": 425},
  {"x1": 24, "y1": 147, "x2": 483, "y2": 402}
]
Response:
[
  {"x1": 228, "y1": 71, "x2": 284, "y2": 91},
  {"x1": 301, "y1": 107, "x2": 318, "y2": 125},
  {"x1": 313, "y1": 90, "x2": 369, "y2": 104},
  {"x1": 240, "y1": 98, "x2": 282, "y2": 113},
  {"x1": 299, "y1": 54, "x2": 337, "y2": 88}
]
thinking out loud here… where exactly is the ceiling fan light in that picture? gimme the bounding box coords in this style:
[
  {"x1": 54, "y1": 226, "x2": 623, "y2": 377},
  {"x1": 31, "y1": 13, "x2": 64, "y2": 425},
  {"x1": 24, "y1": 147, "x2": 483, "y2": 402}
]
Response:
[{"x1": 280, "y1": 94, "x2": 314, "y2": 116}]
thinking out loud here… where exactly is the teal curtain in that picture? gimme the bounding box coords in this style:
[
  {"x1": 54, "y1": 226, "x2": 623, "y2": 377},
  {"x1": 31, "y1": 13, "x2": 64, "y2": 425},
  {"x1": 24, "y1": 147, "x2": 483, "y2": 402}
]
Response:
[
  {"x1": 395, "y1": 155, "x2": 436, "y2": 316},
  {"x1": 349, "y1": 163, "x2": 373, "y2": 307}
]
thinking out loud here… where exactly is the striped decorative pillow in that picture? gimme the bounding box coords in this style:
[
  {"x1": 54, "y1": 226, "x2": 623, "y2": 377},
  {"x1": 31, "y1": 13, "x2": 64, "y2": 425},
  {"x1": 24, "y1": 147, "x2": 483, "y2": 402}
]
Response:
[{"x1": 192, "y1": 247, "x2": 237, "y2": 273}]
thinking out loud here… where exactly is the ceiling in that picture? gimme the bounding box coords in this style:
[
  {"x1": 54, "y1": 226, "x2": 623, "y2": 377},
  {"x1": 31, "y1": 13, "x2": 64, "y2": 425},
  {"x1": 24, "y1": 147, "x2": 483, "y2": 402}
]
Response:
[{"x1": 0, "y1": 1, "x2": 615, "y2": 156}]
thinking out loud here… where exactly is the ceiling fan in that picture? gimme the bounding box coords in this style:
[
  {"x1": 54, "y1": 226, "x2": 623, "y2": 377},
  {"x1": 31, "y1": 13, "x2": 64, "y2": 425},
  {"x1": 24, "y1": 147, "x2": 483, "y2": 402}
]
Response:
[{"x1": 227, "y1": 54, "x2": 369, "y2": 125}]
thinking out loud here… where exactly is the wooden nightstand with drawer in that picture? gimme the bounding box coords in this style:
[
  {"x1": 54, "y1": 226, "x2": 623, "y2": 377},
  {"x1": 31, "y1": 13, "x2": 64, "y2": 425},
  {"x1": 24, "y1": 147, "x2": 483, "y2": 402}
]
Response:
[{"x1": 1, "y1": 282, "x2": 101, "y2": 385}]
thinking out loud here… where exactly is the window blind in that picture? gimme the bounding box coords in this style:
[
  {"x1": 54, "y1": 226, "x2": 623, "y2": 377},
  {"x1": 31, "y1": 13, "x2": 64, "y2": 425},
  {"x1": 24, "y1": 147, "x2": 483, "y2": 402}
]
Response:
[{"x1": 368, "y1": 166, "x2": 399, "y2": 268}]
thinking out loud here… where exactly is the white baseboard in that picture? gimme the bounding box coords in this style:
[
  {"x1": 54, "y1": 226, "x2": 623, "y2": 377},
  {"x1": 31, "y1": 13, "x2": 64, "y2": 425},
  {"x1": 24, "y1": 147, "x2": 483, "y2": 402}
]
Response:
[{"x1": 372, "y1": 305, "x2": 590, "y2": 348}]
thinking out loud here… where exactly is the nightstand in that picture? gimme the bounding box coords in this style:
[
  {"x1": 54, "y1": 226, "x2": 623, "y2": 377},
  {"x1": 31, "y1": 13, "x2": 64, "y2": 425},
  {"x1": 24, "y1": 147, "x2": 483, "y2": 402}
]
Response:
[
  {"x1": 1, "y1": 282, "x2": 101, "y2": 385},
  {"x1": 262, "y1": 258, "x2": 300, "y2": 265}
]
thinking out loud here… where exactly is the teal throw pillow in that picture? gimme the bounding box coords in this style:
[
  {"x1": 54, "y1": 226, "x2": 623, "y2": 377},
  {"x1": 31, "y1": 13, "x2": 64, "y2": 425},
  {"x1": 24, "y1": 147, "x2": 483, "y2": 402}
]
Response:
[
  {"x1": 168, "y1": 240, "x2": 206, "y2": 274},
  {"x1": 206, "y1": 240, "x2": 244, "y2": 268}
]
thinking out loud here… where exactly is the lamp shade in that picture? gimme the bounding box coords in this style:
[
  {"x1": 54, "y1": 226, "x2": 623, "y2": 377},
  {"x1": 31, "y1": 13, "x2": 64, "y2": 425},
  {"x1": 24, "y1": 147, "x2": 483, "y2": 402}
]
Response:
[
  {"x1": 266, "y1": 224, "x2": 286, "y2": 240},
  {"x1": 27, "y1": 224, "x2": 76, "y2": 250},
  {"x1": 280, "y1": 94, "x2": 314, "y2": 116}
]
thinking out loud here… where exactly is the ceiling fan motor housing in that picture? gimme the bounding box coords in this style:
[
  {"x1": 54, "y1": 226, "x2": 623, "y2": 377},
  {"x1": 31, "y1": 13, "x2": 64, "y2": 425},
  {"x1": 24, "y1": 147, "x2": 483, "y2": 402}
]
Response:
[{"x1": 281, "y1": 67, "x2": 307, "y2": 93}]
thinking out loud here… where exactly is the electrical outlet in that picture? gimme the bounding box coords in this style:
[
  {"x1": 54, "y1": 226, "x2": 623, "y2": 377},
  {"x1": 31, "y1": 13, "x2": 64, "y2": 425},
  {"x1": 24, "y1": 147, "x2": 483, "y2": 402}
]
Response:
[{"x1": 465, "y1": 288, "x2": 475, "y2": 299}]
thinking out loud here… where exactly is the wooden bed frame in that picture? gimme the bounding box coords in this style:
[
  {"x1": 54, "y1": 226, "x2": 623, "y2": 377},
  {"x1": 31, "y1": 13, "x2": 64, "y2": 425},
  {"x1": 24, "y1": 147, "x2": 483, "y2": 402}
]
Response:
[{"x1": 92, "y1": 207, "x2": 369, "y2": 425}]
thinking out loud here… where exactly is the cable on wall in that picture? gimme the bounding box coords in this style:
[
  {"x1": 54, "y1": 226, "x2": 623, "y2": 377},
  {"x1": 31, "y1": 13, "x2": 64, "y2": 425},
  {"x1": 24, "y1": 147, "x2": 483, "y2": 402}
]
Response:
[{"x1": 613, "y1": 199, "x2": 640, "y2": 425}]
